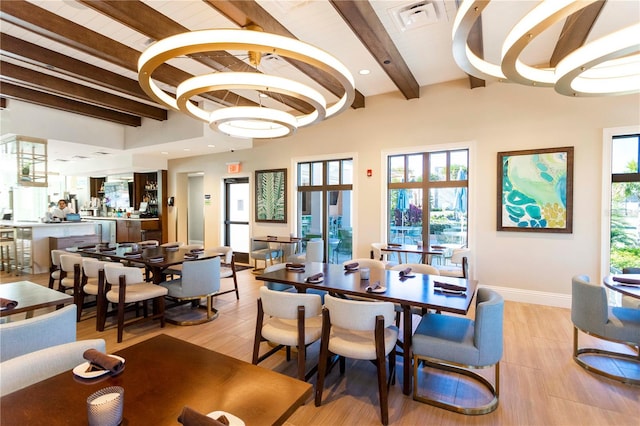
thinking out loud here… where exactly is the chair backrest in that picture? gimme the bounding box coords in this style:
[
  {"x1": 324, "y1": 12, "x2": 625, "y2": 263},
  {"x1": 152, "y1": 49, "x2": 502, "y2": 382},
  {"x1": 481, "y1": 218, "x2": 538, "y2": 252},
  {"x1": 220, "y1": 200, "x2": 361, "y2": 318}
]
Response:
[
  {"x1": 305, "y1": 240, "x2": 324, "y2": 262},
  {"x1": 179, "y1": 257, "x2": 221, "y2": 297},
  {"x1": 51, "y1": 249, "x2": 73, "y2": 267},
  {"x1": 571, "y1": 275, "x2": 608, "y2": 336},
  {"x1": 138, "y1": 240, "x2": 159, "y2": 247},
  {"x1": 390, "y1": 263, "x2": 439, "y2": 275},
  {"x1": 82, "y1": 258, "x2": 120, "y2": 278},
  {"x1": 324, "y1": 294, "x2": 395, "y2": 331},
  {"x1": 450, "y1": 248, "x2": 470, "y2": 265},
  {"x1": 622, "y1": 267, "x2": 640, "y2": 274},
  {"x1": 182, "y1": 244, "x2": 204, "y2": 251},
  {"x1": 0, "y1": 304, "x2": 77, "y2": 361},
  {"x1": 210, "y1": 246, "x2": 233, "y2": 263},
  {"x1": 473, "y1": 288, "x2": 504, "y2": 366},
  {"x1": 371, "y1": 243, "x2": 385, "y2": 261},
  {"x1": 59, "y1": 253, "x2": 82, "y2": 273},
  {"x1": 259, "y1": 286, "x2": 322, "y2": 319},
  {"x1": 104, "y1": 263, "x2": 144, "y2": 286},
  {"x1": 251, "y1": 238, "x2": 269, "y2": 251},
  {"x1": 344, "y1": 258, "x2": 386, "y2": 271}
]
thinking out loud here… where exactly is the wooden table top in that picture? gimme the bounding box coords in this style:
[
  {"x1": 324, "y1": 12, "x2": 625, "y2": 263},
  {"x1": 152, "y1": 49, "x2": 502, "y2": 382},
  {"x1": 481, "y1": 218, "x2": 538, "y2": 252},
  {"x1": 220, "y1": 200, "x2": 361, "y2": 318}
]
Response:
[
  {"x1": 257, "y1": 262, "x2": 476, "y2": 315},
  {"x1": 0, "y1": 281, "x2": 73, "y2": 317},
  {"x1": 603, "y1": 274, "x2": 640, "y2": 300},
  {"x1": 0, "y1": 334, "x2": 312, "y2": 426}
]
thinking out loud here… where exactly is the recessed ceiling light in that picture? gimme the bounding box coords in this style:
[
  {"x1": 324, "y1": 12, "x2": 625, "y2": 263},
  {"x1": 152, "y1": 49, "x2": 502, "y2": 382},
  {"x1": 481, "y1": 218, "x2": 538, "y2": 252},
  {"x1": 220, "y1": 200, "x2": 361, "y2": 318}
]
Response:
[
  {"x1": 183, "y1": 148, "x2": 191, "y2": 151},
  {"x1": 359, "y1": 69, "x2": 371, "y2": 75},
  {"x1": 207, "y1": 144, "x2": 216, "y2": 148},
  {"x1": 161, "y1": 151, "x2": 168, "y2": 155}
]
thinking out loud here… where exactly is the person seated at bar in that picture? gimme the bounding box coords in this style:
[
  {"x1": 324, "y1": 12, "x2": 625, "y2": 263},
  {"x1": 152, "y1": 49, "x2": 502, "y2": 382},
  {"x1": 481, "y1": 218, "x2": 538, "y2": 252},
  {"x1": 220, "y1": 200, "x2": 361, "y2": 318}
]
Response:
[{"x1": 51, "y1": 199, "x2": 75, "y2": 219}]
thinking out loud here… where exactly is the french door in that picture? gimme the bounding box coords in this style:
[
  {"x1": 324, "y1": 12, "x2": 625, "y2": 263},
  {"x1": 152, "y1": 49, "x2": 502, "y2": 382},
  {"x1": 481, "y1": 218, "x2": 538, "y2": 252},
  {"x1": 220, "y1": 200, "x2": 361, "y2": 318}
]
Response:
[{"x1": 224, "y1": 177, "x2": 249, "y2": 264}]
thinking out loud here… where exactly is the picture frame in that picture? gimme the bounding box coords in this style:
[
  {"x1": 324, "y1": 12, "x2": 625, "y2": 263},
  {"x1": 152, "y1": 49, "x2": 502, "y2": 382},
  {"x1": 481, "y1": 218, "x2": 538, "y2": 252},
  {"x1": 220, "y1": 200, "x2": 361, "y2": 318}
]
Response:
[
  {"x1": 497, "y1": 146, "x2": 574, "y2": 233},
  {"x1": 255, "y1": 168, "x2": 287, "y2": 223}
]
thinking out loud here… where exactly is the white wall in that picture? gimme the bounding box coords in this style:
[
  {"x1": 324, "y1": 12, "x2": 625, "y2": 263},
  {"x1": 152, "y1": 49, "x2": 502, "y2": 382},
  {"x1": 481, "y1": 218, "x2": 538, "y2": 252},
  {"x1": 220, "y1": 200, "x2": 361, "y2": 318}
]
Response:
[{"x1": 168, "y1": 79, "x2": 640, "y2": 305}]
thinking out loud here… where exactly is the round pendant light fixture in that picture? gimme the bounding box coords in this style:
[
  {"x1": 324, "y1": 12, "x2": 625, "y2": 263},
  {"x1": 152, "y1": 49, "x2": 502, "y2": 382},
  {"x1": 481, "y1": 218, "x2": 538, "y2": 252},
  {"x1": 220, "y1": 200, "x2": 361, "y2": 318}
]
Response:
[
  {"x1": 138, "y1": 28, "x2": 355, "y2": 139},
  {"x1": 452, "y1": 0, "x2": 640, "y2": 97}
]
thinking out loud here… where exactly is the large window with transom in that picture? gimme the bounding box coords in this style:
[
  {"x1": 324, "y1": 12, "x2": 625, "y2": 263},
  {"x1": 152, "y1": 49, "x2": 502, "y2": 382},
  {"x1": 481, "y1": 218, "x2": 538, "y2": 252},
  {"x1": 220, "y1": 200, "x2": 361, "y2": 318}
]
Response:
[
  {"x1": 297, "y1": 159, "x2": 353, "y2": 263},
  {"x1": 387, "y1": 150, "x2": 468, "y2": 262}
]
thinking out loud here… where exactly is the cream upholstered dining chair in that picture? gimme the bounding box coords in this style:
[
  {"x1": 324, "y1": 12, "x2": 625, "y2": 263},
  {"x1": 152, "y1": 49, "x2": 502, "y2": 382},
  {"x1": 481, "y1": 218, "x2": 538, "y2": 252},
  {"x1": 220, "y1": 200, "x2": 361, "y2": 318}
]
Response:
[
  {"x1": 315, "y1": 294, "x2": 398, "y2": 425},
  {"x1": 390, "y1": 263, "x2": 439, "y2": 276},
  {"x1": 252, "y1": 286, "x2": 323, "y2": 381},
  {"x1": 571, "y1": 275, "x2": 640, "y2": 385},
  {"x1": 103, "y1": 263, "x2": 168, "y2": 342},
  {"x1": 371, "y1": 243, "x2": 398, "y2": 269},
  {"x1": 54, "y1": 251, "x2": 81, "y2": 292},
  {"x1": 210, "y1": 246, "x2": 239, "y2": 300},
  {"x1": 436, "y1": 247, "x2": 470, "y2": 278},
  {"x1": 411, "y1": 287, "x2": 504, "y2": 415},
  {"x1": 79, "y1": 258, "x2": 122, "y2": 327},
  {"x1": 342, "y1": 258, "x2": 386, "y2": 271},
  {"x1": 288, "y1": 239, "x2": 323, "y2": 263},
  {"x1": 160, "y1": 257, "x2": 221, "y2": 325}
]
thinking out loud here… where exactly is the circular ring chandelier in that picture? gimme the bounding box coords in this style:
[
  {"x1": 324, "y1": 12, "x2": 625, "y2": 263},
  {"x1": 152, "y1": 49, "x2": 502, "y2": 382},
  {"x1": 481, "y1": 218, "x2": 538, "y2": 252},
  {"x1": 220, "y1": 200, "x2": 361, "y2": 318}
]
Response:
[
  {"x1": 452, "y1": 0, "x2": 640, "y2": 96},
  {"x1": 138, "y1": 28, "x2": 355, "y2": 139}
]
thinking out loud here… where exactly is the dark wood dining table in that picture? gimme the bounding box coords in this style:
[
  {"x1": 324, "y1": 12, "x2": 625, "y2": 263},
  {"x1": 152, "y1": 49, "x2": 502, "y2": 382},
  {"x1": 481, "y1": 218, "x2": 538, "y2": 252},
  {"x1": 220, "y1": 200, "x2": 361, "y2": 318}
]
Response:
[
  {"x1": 0, "y1": 334, "x2": 312, "y2": 425},
  {"x1": 0, "y1": 280, "x2": 73, "y2": 318},
  {"x1": 603, "y1": 274, "x2": 640, "y2": 300},
  {"x1": 381, "y1": 243, "x2": 445, "y2": 264},
  {"x1": 256, "y1": 262, "x2": 477, "y2": 395},
  {"x1": 74, "y1": 244, "x2": 221, "y2": 284}
]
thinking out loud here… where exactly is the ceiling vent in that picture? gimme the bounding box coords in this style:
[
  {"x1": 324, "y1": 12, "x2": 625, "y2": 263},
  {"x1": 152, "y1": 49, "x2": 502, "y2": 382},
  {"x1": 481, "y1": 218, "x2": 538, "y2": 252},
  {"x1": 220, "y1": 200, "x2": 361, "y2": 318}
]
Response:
[{"x1": 389, "y1": 1, "x2": 447, "y2": 32}]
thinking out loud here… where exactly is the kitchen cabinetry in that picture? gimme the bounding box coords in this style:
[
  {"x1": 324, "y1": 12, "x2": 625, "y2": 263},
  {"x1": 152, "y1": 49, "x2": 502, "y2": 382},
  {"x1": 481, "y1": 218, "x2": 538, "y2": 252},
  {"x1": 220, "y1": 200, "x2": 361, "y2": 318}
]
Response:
[
  {"x1": 133, "y1": 170, "x2": 167, "y2": 243},
  {"x1": 89, "y1": 177, "x2": 106, "y2": 198},
  {"x1": 49, "y1": 234, "x2": 100, "y2": 253},
  {"x1": 115, "y1": 219, "x2": 160, "y2": 243}
]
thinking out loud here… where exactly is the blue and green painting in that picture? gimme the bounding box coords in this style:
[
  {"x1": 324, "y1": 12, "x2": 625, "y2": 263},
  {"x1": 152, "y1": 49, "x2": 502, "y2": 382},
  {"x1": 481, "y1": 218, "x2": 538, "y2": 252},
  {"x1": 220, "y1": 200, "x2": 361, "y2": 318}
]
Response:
[{"x1": 502, "y1": 152, "x2": 567, "y2": 229}]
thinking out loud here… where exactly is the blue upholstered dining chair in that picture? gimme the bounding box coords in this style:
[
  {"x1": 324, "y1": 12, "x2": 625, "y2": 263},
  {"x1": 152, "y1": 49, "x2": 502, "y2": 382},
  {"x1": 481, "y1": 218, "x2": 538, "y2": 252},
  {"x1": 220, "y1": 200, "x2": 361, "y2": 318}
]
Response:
[
  {"x1": 250, "y1": 238, "x2": 282, "y2": 270},
  {"x1": 621, "y1": 267, "x2": 640, "y2": 309},
  {"x1": 411, "y1": 287, "x2": 504, "y2": 415},
  {"x1": 571, "y1": 274, "x2": 640, "y2": 385}
]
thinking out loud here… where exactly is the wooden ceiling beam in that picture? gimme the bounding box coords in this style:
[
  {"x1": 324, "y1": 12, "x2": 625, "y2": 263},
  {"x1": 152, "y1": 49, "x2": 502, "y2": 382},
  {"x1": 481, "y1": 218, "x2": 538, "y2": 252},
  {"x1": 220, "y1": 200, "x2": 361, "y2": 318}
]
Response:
[
  {"x1": 329, "y1": 0, "x2": 420, "y2": 100},
  {"x1": 0, "y1": 33, "x2": 150, "y2": 101},
  {"x1": 0, "y1": 82, "x2": 141, "y2": 127},
  {"x1": 0, "y1": 0, "x2": 247, "y2": 108},
  {"x1": 0, "y1": 61, "x2": 167, "y2": 120},
  {"x1": 203, "y1": 0, "x2": 366, "y2": 109},
  {"x1": 550, "y1": 0, "x2": 606, "y2": 67}
]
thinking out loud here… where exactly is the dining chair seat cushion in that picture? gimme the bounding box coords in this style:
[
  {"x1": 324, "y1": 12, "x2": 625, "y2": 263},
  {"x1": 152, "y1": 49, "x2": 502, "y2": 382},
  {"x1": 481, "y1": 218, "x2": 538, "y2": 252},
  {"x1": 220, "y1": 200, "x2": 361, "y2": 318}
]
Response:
[
  {"x1": 328, "y1": 326, "x2": 398, "y2": 360},
  {"x1": 50, "y1": 270, "x2": 61, "y2": 279},
  {"x1": 436, "y1": 266, "x2": 464, "y2": 277},
  {"x1": 60, "y1": 274, "x2": 76, "y2": 287},
  {"x1": 107, "y1": 282, "x2": 168, "y2": 304},
  {"x1": 604, "y1": 307, "x2": 640, "y2": 343},
  {"x1": 412, "y1": 314, "x2": 476, "y2": 365},
  {"x1": 0, "y1": 339, "x2": 106, "y2": 397},
  {"x1": 220, "y1": 266, "x2": 233, "y2": 278},
  {"x1": 263, "y1": 316, "x2": 323, "y2": 347},
  {"x1": 83, "y1": 279, "x2": 100, "y2": 296},
  {"x1": 622, "y1": 296, "x2": 640, "y2": 309}
]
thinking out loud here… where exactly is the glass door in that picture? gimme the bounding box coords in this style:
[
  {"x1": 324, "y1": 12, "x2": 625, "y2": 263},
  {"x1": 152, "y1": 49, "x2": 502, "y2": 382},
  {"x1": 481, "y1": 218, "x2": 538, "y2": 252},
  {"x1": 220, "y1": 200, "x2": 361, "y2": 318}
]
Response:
[{"x1": 224, "y1": 177, "x2": 249, "y2": 264}]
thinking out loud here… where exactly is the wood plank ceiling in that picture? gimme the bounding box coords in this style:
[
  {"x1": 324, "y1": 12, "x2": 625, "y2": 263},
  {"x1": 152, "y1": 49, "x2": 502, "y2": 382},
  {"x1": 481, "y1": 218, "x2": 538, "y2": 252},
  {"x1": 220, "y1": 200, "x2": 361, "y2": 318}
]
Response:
[{"x1": 0, "y1": 0, "x2": 611, "y2": 128}]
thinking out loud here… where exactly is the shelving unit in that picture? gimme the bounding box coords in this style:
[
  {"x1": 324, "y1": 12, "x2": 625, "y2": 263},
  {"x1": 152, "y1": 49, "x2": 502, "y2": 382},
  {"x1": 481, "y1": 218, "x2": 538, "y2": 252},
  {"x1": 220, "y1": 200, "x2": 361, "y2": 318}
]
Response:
[
  {"x1": 133, "y1": 170, "x2": 167, "y2": 242},
  {"x1": 1, "y1": 135, "x2": 48, "y2": 188},
  {"x1": 89, "y1": 177, "x2": 106, "y2": 198}
]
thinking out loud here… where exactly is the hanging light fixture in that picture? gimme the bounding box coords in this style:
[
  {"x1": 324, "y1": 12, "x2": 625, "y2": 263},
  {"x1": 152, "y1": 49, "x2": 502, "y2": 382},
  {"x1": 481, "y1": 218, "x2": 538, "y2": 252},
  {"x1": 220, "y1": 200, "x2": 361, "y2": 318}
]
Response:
[
  {"x1": 138, "y1": 27, "x2": 355, "y2": 139},
  {"x1": 452, "y1": 0, "x2": 640, "y2": 96}
]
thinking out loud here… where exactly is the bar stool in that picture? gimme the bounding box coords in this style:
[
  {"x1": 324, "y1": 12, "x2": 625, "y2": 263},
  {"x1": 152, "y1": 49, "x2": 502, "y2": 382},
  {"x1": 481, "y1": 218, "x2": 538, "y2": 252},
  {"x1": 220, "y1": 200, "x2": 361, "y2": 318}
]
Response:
[{"x1": 0, "y1": 227, "x2": 16, "y2": 273}]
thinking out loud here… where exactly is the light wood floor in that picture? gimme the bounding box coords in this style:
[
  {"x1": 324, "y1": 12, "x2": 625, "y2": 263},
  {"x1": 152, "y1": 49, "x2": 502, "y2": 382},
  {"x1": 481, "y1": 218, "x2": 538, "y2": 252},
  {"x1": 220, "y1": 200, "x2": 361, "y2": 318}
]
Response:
[{"x1": 1, "y1": 268, "x2": 638, "y2": 425}]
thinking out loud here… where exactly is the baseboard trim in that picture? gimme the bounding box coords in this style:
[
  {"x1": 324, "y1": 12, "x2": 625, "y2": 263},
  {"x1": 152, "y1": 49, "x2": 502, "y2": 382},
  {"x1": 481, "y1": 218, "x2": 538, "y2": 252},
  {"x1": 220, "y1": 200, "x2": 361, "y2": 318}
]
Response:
[{"x1": 480, "y1": 285, "x2": 571, "y2": 309}]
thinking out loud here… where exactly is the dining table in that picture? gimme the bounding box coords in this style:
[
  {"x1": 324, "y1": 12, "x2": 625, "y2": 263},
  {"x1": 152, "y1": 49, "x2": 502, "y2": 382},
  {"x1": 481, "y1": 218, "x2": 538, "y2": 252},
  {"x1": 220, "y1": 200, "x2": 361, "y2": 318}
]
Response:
[
  {"x1": 381, "y1": 242, "x2": 445, "y2": 264},
  {"x1": 603, "y1": 274, "x2": 640, "y2": 300},
  {"x1": 0, "y1": 280, "x2": 73, "y2": 319},
  {"x1": 0, "y1": 334, "x2": 312, "y2": 425},
  {"x1": 73, "y1": 244, "x2": 222, "y2": 284},
  {"x1": 256, "y1": 262, "x2": 477, "y2": 395},
  {"x1": 253, "y1": 235, "x2": 302, "y2": 264}
]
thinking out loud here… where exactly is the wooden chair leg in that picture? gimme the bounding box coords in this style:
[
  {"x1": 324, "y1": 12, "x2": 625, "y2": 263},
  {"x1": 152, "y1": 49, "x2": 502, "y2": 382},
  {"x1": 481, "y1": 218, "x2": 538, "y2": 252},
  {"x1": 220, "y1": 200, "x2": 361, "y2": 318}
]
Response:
[
  {"x1": 315, "y1": 308, "x2": 331, "y2": 407},
  {"x1": 116, "y1": 276, "x2": 127, "y2": 343},
  {"x1": 252, "y1": 299, "x2": 265, "y2": 365},
  {"x1": 231, "y1": 257, "x2": 239, "y2": 300},
  {"x1": 375, "y1": 315, "x2": 389, "y2": 425},
  {"x1": 297, "y1": 306, "x2": 306, "y2": 382}
]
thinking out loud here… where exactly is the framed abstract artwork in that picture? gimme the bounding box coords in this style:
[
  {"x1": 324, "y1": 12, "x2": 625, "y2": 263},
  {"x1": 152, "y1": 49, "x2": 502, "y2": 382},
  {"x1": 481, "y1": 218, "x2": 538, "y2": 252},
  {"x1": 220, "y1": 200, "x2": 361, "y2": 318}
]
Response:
[
  {"x1": 255, "y1": 168, "x2": 287, "y2": 223},
  {"x1": 497, "y1": 147, "x2": 574, "y2": 233}
]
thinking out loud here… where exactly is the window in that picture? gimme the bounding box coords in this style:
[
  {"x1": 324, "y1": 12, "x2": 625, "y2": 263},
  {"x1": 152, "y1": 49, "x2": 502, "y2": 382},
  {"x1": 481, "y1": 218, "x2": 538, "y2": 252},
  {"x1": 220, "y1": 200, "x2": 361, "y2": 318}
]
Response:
[
  {"x1": 387, "y1": 150, "x2": 468, "y2": 258},
  {"x1": 609, "y1": 134, "x2": 640, "y2": 272},
  {"x1": 297, "y1": 159, "x2": 353, "y2": 263}
]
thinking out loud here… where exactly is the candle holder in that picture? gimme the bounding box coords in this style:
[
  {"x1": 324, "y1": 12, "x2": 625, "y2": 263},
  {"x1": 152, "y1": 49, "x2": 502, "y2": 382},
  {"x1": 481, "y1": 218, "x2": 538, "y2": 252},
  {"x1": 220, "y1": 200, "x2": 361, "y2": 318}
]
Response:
[
  {"x1": 360, "y1": 267, "x2": 370, "y2": 281},
  {"x1": 87, "y1": 386, "x2": 124, "y2": 426}
]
